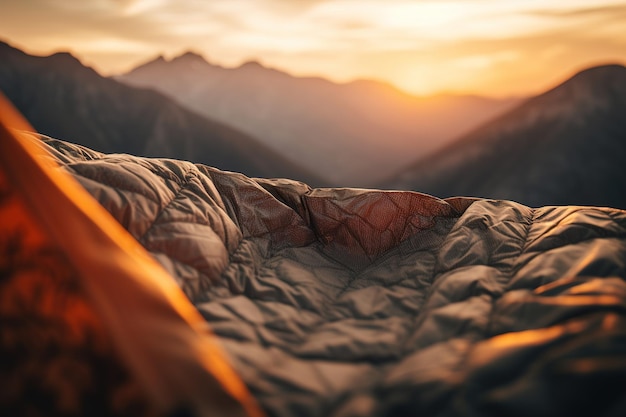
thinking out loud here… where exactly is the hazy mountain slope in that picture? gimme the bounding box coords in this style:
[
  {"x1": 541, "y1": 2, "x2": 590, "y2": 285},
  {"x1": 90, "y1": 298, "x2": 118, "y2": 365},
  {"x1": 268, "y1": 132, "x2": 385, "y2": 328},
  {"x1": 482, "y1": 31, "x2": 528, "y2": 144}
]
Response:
[
  {"x1": 383, "y1": 64, "x2": 626, "y2": 209},
  {"x1": 117, "y1": 52, "x2": 520, "y2": 186},
  {"x1": 0, "y1": 41, "x2": 322, "y2": 184}
]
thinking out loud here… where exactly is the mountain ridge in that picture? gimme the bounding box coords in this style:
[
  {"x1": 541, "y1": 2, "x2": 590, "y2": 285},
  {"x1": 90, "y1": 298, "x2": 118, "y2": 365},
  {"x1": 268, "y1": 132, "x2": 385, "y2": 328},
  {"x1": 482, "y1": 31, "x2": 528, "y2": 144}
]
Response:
[
  {"x1": 383, "y1": 63, "x2": 626, "y2": 208},
  {"x1": 118, "y1": 50, "x2": 522, "y2": 186},
  {"x1": 0, "y1": 40, "x2": 323, "y2": 184}
]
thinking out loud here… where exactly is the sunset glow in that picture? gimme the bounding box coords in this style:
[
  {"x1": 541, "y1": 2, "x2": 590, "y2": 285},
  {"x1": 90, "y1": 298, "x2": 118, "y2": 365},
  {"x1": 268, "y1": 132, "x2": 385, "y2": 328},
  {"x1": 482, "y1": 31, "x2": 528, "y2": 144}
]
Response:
[{"x1": 2, "y1": 0, "x2": 626, "y2": 96}]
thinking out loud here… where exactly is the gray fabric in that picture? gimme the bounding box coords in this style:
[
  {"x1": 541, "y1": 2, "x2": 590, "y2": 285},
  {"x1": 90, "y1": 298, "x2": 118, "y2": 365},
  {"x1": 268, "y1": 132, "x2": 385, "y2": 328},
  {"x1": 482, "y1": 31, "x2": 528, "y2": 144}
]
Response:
[{"x1": 43, "y1": 137, "x2": 626, "y2": 417}]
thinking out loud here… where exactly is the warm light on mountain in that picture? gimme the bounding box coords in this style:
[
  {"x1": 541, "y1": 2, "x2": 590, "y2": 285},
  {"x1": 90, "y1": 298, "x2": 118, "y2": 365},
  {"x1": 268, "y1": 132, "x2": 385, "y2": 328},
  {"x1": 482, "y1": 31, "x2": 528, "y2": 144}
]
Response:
[{"x1": 1, "y1": 0, "x2": 625, "y2": 97}]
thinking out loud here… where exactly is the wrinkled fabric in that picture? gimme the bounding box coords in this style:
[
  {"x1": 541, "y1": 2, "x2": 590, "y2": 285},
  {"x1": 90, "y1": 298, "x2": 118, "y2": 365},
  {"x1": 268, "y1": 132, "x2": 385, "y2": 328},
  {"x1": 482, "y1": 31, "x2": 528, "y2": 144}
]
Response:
[{"x1": 42, "y1": 136, "x2": 626, "y2": 417}]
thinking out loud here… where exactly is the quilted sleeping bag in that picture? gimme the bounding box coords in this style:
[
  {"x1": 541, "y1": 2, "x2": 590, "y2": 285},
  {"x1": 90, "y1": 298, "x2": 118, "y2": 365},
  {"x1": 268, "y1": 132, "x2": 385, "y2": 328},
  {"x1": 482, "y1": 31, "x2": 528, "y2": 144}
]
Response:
[{"x1": 3, "y1": 124, "x2": 626, "y2": 415}]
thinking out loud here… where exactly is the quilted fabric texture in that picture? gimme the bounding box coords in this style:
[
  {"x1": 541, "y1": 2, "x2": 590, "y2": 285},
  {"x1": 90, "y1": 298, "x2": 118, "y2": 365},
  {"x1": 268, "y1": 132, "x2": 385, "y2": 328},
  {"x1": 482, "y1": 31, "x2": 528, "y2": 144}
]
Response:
[{"x1": 41, "y1": 136, "x2": 626, "y2": 417}]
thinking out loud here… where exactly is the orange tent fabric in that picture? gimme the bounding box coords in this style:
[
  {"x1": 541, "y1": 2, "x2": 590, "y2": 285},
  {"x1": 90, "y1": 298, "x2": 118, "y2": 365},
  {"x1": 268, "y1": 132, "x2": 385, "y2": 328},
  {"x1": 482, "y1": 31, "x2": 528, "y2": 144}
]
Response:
[{"x1": 0, "y1": 94, "x2": 263, "y2": 417}]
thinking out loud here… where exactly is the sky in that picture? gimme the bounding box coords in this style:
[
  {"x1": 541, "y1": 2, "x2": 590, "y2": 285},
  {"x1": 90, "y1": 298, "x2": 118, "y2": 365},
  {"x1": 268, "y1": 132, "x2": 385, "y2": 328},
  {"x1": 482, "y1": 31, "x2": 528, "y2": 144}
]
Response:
[{"x1": 1, "y1": 0, "x2": 626, "y2": 97}]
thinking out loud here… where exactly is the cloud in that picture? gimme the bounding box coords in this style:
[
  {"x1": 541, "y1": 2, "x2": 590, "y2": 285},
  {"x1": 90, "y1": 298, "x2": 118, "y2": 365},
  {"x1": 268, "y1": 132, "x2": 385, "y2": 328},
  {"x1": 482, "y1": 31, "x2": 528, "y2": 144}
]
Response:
[
  {"x1": 528, "y1": 3, "x2": 626, "y2": 18},
  {"x1": 1, "y1": 0, "x2": 625, "y2": 94}
]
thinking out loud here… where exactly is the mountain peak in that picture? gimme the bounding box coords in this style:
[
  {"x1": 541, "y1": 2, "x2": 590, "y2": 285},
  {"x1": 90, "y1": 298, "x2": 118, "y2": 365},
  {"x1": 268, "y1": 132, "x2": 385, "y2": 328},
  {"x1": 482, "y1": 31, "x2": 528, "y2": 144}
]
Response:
[
  {"x1": 124, "y1": 52, "x2": 214, "y2": 75},
  {"x1": 568, "y1": 63, "x2": 626, "y2": 89},
  {"x1": 523, "y1": 63, "x2": 626, "y2": 116},
  {"x1": 44, "y1": 51, "x2": 97, "y2": 75},
  {"x1": 550, "y1": 63, "x2": 626, "y2": 96},
  {"x1": 573, "y1": 63, "x2": 626, "y2": 78},
  {"x1": 238, "y1": 60, "x2": 265, "y2": 70},
  {"x1": 171, "y1": 50, "x2": 209, "y2": 64},
  {"x1": 48, "y1": 51, "x2": 78, "y2": 61},
  {"x1": 134, "y1": 54, "x2": 166, "y2": 69}
]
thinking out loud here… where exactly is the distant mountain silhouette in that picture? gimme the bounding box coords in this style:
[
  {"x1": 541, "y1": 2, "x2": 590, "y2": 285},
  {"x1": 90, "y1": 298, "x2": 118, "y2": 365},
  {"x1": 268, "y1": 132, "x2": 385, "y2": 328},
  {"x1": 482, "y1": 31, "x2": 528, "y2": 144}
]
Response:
[
  {"x1": 0, "y1": 40, "x2": 322, "y2": 184},
  {"x1": 383, "y1": 64, "x2": 626, "y2": 209},
  {"x1": 117, "y1": 52, "x2": 521, "y2": 186}
]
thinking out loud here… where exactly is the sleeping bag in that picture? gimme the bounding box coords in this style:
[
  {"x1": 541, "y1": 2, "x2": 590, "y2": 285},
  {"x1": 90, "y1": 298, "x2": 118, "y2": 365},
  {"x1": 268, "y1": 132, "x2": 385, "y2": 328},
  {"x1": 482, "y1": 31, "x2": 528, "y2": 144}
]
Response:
[{"x1": 1, "y1": 101, "x2": 626, "y2": 416}]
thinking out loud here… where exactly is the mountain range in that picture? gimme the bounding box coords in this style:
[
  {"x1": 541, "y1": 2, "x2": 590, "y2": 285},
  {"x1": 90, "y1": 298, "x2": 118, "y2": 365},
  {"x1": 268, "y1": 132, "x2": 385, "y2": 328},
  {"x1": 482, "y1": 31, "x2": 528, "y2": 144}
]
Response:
[
  {"x1": 2, "y1": 39, "x2": 624, "y2": 208},
  {"x1": 0, "y1": 40, "x2": 321, "y2": 184},
  {"x1": 116, "y1": 52, "x2": 521, "y2": 185},
  {"x1": 383, "y1": 64, "x2": 626, "y2": 209}
]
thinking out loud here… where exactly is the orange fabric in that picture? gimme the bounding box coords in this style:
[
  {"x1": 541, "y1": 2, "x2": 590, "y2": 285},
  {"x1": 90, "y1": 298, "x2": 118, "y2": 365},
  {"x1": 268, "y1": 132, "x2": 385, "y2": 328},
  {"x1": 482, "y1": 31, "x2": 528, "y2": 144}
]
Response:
[
  {"x1": 0, "y1": 162, "x2": 152, "y2": 415},
  {"x1": 0, "y1": 93, "x2": 263, "y2": 417}
]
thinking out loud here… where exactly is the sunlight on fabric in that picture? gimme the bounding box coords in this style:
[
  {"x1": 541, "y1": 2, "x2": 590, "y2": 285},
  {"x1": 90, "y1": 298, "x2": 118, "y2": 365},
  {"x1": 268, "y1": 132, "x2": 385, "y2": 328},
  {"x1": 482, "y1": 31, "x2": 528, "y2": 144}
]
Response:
[{"x1": 0, "y1": 93, "x2": 264, "y2": 417}]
